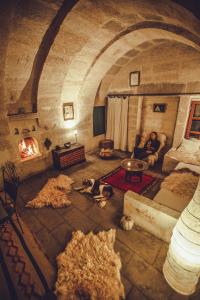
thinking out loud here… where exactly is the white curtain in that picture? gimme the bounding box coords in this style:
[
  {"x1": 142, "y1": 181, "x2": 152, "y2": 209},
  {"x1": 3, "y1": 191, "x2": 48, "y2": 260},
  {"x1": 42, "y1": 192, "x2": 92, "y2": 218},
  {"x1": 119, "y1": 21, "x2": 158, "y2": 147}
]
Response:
[{"x1": 106, "y1": 95, "x2": 129, "y2": 151}]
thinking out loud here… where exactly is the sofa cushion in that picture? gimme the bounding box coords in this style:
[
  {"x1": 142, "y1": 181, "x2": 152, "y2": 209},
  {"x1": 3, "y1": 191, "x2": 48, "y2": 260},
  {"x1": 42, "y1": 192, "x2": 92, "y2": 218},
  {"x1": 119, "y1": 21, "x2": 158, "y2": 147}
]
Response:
[
  {"x1": 154, "y1": 188, "x2": 190, "y2": 212},
  {"x1": 167, "y1": 149, "x2": 200, "y2": 165},
  {"x1": 175, "y1": 162, "x2": 200, "y2": 175}
]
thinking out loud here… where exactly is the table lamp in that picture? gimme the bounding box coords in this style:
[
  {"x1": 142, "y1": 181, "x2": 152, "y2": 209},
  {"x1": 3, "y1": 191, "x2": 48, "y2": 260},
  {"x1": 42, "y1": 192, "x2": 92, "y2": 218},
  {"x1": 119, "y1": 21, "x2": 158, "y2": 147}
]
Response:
[{"x1": 74, "y1": 129, "x2": 78, "y2": 144}]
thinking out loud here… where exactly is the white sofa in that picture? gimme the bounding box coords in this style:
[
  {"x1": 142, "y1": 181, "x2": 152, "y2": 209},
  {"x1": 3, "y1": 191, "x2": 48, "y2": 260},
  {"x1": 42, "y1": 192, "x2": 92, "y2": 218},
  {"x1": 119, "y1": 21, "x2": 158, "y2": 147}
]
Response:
[
  {"x1": 162, "y1": 138, "x2": 200, "y2": 173},
  {"x1": 124, "y1": 162, "x2": 199, "y2": 243}
]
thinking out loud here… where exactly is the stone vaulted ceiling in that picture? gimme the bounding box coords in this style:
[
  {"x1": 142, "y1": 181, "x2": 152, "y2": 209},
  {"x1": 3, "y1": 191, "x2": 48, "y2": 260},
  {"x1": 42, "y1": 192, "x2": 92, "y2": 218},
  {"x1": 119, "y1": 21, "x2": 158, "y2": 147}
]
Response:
[{"x1": 1, "y1": 0, "x2": 200, "y2": 150}]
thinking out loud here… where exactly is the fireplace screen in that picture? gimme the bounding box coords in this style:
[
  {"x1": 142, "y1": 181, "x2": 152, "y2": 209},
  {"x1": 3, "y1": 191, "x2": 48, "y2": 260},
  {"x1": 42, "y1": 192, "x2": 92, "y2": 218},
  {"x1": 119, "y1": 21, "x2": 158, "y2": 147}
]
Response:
[{"x1": 19, "y1": 137, "x2": 39, "y2": 160}]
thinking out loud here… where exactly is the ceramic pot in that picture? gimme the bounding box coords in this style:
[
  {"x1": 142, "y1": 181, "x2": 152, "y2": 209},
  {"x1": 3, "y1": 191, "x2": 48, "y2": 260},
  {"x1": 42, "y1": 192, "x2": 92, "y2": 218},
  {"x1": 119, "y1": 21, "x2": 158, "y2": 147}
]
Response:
[{"x1": 120, "y1": 215, "x2": 134, "y2": 230}]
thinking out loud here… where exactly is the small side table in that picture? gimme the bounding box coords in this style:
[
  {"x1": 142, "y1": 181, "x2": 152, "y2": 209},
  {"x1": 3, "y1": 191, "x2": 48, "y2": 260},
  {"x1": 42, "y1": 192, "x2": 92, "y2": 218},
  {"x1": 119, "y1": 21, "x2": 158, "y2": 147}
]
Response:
[
  {"x1": 52, "y1": 144, "x2": 85, "y2": 170},
  {"x1": 121, "y1": 158, "x2": 148, "y2": 183},
  {"x1": 125, "y1": 170, "x2": 143, "y2": 183}
]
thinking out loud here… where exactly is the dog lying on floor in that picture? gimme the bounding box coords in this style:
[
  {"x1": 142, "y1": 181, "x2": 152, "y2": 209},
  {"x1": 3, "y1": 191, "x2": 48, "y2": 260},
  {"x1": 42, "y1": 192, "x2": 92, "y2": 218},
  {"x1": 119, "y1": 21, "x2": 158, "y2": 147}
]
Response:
[{"x1": 74, "y1": 179, "x2": 113, "y2": 208}]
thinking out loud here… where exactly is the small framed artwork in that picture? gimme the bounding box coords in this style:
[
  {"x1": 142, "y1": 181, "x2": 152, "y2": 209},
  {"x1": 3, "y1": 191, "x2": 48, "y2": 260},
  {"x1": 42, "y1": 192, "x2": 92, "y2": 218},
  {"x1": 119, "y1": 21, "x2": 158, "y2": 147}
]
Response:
[
  {"x1": 63, "y1": 102, "x2": 74, "y2": 120},
  {"x1": 129, "y1": 71, "x2": 140, "y2": 86},
  {"x1": 153, "y1": 103, "x2": 167, "y2": 113}
]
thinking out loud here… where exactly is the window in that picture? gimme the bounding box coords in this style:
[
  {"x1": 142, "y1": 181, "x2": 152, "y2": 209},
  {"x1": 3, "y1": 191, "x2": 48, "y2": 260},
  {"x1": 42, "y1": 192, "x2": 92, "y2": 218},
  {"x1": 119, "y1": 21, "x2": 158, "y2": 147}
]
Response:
[
  {"x1": 93, "y1": 106, "x2": 106, "y2": 136},
  {"x1": 185, "y1": 101, "x2": 200, "y2": 139}
]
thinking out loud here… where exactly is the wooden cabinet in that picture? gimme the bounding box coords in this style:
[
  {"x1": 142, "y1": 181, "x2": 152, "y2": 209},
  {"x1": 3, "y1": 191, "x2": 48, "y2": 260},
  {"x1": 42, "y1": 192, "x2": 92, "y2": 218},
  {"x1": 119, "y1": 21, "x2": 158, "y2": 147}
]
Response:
[
  {"x1": 52, "y1": 144, "x2": 85, "y2": 170},
  {"x1": 185, "y1": 101, "x2": 200, "y2": 139}
]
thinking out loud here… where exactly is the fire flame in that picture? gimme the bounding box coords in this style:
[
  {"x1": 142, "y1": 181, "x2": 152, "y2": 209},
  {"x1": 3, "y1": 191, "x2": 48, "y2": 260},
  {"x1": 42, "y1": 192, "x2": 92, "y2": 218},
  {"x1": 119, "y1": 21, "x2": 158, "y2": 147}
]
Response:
[{"x1": 19, "y1": 138, "x2": 38, "y2": 159}]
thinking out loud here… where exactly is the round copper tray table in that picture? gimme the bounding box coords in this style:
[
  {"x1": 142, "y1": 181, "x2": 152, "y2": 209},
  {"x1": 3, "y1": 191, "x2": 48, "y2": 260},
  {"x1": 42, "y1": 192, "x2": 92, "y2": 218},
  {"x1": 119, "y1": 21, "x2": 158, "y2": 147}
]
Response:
[{"x1": 121, "y1": 158, "x2": 148, "y2": 183}]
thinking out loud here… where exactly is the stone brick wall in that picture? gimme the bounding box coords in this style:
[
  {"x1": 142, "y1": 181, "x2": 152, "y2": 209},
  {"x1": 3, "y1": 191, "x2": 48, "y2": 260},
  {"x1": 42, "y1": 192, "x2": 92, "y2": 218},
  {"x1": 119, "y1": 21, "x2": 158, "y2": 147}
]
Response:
[
  {"x1": 126, "y1": 96, "x2": 179, "y2": 151},
  {"x1": 141, "y1": 97, "x2": 179, "y2": 146},
  {"x1": 127, "y1": 97, "x2": 143, "y2": 152}
]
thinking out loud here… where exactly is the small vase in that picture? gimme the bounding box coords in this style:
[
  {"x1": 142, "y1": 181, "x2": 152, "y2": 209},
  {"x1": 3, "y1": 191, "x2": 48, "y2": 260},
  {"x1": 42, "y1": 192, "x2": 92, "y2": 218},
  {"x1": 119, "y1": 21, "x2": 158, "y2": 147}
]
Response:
[{"x1": 120, "y1": 215, "x2": 134, "y2": 231}]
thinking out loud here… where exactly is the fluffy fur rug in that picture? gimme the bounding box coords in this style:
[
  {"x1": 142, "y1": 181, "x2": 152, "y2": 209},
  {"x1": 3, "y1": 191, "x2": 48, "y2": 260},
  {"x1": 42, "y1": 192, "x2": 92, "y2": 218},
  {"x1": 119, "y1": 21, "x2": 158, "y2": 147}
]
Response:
[
  {"x1": 26, "y1": 175, "x2": 74, "y2": 208},
  {"x1": 55, "y1": 229, "x2": 125, "y2": 300},
  {"x1": 161, "y1": 169, "x2": 199, "y2": 199}
]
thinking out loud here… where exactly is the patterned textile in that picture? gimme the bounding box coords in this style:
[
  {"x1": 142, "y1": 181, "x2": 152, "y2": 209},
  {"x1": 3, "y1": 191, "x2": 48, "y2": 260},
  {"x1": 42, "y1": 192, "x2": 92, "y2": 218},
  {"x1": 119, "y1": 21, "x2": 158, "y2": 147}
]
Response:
[{"x1": 0, "y1": 221, "x2": 49, "y2": 299}]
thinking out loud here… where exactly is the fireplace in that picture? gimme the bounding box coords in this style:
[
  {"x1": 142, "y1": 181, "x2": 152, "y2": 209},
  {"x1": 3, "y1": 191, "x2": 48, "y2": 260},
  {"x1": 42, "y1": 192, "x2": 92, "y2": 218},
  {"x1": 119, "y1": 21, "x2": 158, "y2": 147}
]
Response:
[{"x1": 19, "y1": 137, "x2": 40, "y2": 160}]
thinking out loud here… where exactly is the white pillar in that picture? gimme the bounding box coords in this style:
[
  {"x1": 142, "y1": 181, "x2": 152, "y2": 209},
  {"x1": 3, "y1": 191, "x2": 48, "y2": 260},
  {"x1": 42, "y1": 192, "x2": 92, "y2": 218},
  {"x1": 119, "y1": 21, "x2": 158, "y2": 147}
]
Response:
[{"x1": 163, "y1": 178, "x2": 200, "y2": 295}]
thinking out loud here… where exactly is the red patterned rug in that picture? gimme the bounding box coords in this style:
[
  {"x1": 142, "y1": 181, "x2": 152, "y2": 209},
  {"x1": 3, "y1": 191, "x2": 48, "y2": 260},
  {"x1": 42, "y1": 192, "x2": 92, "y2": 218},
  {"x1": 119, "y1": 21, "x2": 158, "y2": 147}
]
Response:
[{"x1": 100, "y1": 167, "x2": 159, "y2": 194}]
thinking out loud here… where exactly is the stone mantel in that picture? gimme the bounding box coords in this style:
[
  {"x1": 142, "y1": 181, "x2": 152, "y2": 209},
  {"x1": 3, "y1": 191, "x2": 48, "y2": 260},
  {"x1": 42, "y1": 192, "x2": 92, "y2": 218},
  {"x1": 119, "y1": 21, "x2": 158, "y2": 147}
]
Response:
[{"x1": 7, "y1": 113, "x2": 38, "y2": 121}]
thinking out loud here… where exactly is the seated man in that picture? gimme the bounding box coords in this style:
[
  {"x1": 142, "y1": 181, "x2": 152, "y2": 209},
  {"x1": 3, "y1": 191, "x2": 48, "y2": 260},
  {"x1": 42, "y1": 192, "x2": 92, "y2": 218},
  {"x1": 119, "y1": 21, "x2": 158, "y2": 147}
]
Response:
[{"x1": 134, "y1": 131, "x2": 160, "y2": 160}]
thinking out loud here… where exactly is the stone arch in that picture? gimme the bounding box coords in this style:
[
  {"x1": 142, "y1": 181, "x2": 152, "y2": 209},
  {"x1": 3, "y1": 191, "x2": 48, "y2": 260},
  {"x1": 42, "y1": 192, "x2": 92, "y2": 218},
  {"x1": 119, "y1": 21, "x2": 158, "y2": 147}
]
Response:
[
  {"x1": 88, "y1": 21, "x2": 200, "y2": 75},
  {"x1": 59, "y1": 26, "x2": 200, "y2": 147},
  {"x1": 19, "y1": 0, "x2": 79, "y2": 112}
]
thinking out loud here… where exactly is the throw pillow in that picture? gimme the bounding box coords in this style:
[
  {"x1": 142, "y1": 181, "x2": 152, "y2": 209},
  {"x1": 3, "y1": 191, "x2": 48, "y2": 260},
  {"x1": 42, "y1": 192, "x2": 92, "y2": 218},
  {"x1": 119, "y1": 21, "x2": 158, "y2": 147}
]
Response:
[{"x1": 177, "y1": 138, "x2": 200, "y2": 153}]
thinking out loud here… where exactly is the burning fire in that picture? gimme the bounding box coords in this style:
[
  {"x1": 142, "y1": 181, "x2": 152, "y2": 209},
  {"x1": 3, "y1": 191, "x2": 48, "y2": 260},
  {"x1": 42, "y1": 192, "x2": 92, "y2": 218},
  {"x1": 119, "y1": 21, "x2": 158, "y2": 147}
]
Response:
[{"x1": 19, "y1": 137, "x2": 38, "y2": 159}]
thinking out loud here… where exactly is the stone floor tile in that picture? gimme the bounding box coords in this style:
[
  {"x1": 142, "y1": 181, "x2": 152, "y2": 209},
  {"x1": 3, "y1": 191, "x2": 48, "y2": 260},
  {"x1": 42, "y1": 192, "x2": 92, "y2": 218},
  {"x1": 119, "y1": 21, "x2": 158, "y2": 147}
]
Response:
[
  {"x1": 33, "y1": 207, "x2": 64, "y2": 231},
  {"x1": 51, "y1": 221, "x2": 73, "y2": 248},
  {"x1": 153, "y1": 242, "x2": 168, "y2": 273},
  {"x1": 124, "y1": 252, "x2": 172, "y2": 300},
  {"x1": 190, "y1": 287, "x2": 200, "y2": 300},
  {"x1": 121, "y1": 275, "x2": 132, "y2": 297},
  {"x1": 66, "y1": 163, "x2": 103, "y2": 182},
  {"x1": 114, "y1": 238, "x2": 133, "y2": 273},
  {"x1": 62, "y1": 207, "x2": 98, "y2": 233},
  {"x1": 70, "y1": 190, "x2": 94, "y2": 212},
  {"x1": 85, "y1": 202, "x2": 122, "y2": 230},
  {"x1": 170, "y1": 293, "x2": 189, "y2": 300},
  {"x1": 55, "y1": 204, "x2": 75, "y2": 216},
  {"x1": 111, "y1": 188, "x2": 124, "y2": 208},
  {"x1": 98, "y1": 216, "x2": 121, "y2": 230},
  {"x1": 20, "y1": 210, "x2": 43, "y2": 234},
  {"x1": 36, "y1": 227, "x2": 63, "y2": 265},
  {"x1": 117, "y1": 226, "x2": 163, "y2": 265},
  {"x1": 126, "y1": 286, "x2": 149, "y2": 300}
]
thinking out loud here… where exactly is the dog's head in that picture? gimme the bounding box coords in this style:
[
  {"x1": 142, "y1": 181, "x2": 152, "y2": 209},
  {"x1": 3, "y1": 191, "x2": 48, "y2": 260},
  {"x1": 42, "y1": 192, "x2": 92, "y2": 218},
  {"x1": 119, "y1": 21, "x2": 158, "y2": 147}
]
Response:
[
  {"x1": 103, "y1": 185, "x2": 113, "y2": 198},
  {"x1": 82, "y1": 179, "x2": 93, "y2": 187}
]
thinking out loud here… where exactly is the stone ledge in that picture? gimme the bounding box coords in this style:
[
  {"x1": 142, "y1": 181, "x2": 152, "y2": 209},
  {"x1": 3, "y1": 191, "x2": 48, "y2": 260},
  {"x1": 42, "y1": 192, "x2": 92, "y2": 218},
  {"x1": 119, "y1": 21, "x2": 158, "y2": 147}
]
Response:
[{"x1": 8, "y1": 113, "x2": 38, "y2": 121}]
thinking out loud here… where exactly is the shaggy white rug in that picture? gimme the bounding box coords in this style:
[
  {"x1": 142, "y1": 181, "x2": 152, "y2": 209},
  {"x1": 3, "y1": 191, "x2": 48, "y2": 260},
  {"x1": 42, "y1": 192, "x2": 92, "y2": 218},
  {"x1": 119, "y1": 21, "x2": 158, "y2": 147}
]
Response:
[
  {"x1": 161, "y1": 169, "x2": 199, "y2": 199},
  {"x1": 55, "y1": 229, "x2": 125, "y2": 300},
  {"x1": 26, "y1": 174, "x2": 74, "y2": 208}
]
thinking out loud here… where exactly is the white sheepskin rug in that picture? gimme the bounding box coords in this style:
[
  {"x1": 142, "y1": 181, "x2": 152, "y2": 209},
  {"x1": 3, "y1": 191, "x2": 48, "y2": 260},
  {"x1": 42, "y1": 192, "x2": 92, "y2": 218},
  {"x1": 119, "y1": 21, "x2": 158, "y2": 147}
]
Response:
[
  {"x1": 55, "y1": 229, "x2": 125, "y2": 300},
  {"x1": 26, "y1": 174, "x2": 74, "y2": 208},
  {"x1": 161, "y1": 169, "x2": 199, "y2": 199}
]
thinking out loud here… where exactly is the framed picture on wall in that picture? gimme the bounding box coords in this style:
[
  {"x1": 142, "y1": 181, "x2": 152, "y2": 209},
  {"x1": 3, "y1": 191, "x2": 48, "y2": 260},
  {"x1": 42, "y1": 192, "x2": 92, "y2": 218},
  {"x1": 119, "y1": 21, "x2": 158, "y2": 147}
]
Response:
[
  {"x1": 153, "y1": 103, "x2": 167, "y2": 113},
  {"x1": 63, "y1": 102, "x2": 74, "y2": 120},
  {"x1": 129, "y1": 71, "x2": 140, "y2": 86}
]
